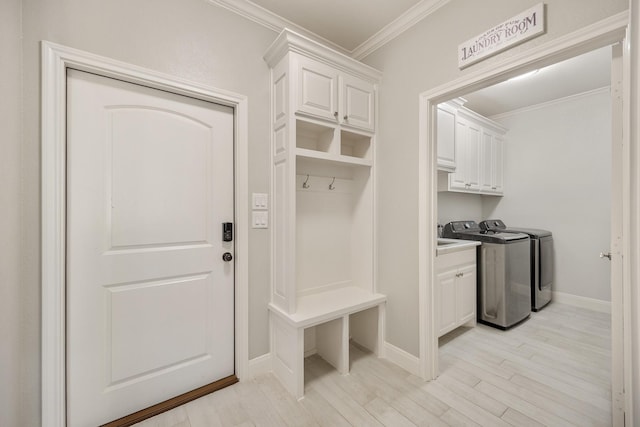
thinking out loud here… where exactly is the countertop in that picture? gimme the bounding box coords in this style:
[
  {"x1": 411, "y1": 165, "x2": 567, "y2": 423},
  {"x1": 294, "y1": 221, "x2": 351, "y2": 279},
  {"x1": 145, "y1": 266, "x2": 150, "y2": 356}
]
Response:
[{"x1": 436, "y1": 238, "x2": 481, "y2": 256}]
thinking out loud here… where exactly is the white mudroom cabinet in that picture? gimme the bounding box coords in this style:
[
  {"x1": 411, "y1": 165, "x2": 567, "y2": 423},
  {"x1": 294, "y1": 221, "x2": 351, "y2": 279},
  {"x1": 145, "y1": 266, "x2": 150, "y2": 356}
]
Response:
[{"x1": 264, "y1": 29, "x2": 385, "y2": 399}]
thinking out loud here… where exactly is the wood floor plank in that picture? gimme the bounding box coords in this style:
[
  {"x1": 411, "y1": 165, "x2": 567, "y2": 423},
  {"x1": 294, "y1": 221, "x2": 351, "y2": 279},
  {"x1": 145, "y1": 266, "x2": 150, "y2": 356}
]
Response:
[
  {"x1": 135, "y1": 302, "x2": 611, "y2": 427},
  {"x1": 363, "y1": 397, "x2": 417, "y2": 427},
  {"x1": 441, "y1": 354, "x2": 610, "y2": 426},
  {"x1": 420, "y1": 380, "x2": 513, "y2": 427},
  {"x1": 304, "y1": 362, "x2": 385, "y2": 426},
  {"x1": 439, "y1": 408, "x2": 482, "y2": 427},
  {"x1": 475, "y1": 380, "x2": 578, "y2": 427},
  {"x1": 235, "y1": 378, "x2": 290, "y2": 427},
  {"x1": 298, "y1": 387, "x2": 353, "y2": 427},
  {"x1": 255, "y1": 373, "x2": 320, "y2": 427},
  {"x1": 509, "y1": 374, "x2": 612, "y2": 424},
  {"x1": 383, "y1": 393, "x2": 450, "y2": 427},
  {"x1": 501, "y1": 408, "x2": 545, "y2": 427},
  {"x1": 436, "y1": 372, "x2": 508, "y2": 417}
]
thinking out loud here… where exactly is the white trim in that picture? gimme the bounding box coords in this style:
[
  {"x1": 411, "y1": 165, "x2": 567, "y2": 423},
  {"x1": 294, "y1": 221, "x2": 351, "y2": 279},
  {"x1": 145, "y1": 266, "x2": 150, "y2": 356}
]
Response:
[
  {"x1": 551, "y1": 292, "x2": 612, "y2": 314},
  {"x1": 382, "y1": 341, "x2": 420, "y2": 376},
  {"x1": 351, "y1": 0, "x2": 451, "y2": 60},
  {"x1": 41, "y1": 41, "x2": 250, "y2": 427},
  {"x1": 247, "y1": 353, "x2": 273, "y2": 378},
  {"x1": 207, "y1": 0, "x2": 450, "y2": 60},
  {"x1": 417, "y1": 12, "x2": 631, "y2": 418},
  {"x1": 206, "y1": 0, "x2": 350, "y2": 56},
  {"x1": 422, "y1": 11, "x2": 629, "y2": 105},
  {"x1": 490, "y1": 86, "x2": 611, "y2": 120}
]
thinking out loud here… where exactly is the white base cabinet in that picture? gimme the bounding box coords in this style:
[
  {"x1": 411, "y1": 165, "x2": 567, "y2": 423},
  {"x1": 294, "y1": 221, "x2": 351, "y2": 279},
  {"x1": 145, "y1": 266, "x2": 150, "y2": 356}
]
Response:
[
  {"x1": 265, "y1": 29, "x2": 385, "y2": 399},
  {"x1": 436, "y1": 247, "x2": 477, "y2": 337}
]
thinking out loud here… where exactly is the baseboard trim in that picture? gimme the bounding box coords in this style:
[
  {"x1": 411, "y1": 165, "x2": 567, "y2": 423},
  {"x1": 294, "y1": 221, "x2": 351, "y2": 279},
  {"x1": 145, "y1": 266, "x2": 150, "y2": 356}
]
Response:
[
  {"x1": 551, "y1": 291, "x2": 611, "y2": 314},
  {"x1": 101, "y1": 375, "x2": 238, "y2": 427},
  {"x1": 247, "y1": 353, "x2": 272, "y2": 378},
  {"x1": 382, "y1": 341, "x2": 420, "y2": 376}
]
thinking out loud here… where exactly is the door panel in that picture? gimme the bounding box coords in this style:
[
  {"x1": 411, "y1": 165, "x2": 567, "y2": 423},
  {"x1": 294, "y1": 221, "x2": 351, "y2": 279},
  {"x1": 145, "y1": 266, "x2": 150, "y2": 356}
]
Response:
[
  {"x1": 296, "y1": 56, "x2": 338, "y2": 120},
  {"x1": 109, "y1": 107, "x2": 210, "y2": 247},
  {"x1": 66, "y1": 69, "x2": 235, "y2": 426},
  {"x1": 341, "y1": 74, "x2": 374, "y2": 131}
]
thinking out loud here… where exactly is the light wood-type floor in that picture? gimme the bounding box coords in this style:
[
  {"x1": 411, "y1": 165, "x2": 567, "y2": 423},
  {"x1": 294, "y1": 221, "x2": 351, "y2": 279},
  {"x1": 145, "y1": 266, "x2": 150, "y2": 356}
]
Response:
[{"x1": 134, "y1": 302, "x2": 612, "y2": 426}]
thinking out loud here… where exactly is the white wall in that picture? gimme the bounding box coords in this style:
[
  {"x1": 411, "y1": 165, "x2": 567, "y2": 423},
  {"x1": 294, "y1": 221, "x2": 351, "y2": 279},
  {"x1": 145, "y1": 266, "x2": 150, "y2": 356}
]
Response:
[
  {"x1": 17, "y1": 0, "x2": 276, "y2": 424},
  {"x1": 0, "y1": 1, "x2": 22, "y2": 426},
  {"x1": 362, "y1": 0, "x2": 627, "y2": 357},
  {"x1": 437, "y1": 190, "x2": 483, "y2": 225},
  {"x1": 484, "y1": 89, "x2": 612, "y2": 302}
]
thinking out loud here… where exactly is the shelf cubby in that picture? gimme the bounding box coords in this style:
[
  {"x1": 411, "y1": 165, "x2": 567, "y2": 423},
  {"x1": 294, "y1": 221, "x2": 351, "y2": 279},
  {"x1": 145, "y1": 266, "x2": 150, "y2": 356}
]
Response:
[
  {"x1": 296, "y1": 119, "x2": 336, "y2": 153},
  {"x1": 340, "y1": 129, "x2": 372, "y2": 160}
]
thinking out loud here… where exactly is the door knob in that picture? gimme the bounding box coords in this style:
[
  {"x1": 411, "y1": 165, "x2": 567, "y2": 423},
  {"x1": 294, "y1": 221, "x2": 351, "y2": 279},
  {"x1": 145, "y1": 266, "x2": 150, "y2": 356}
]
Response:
[
  {"x1": 222, "y1": 252, "x2": 233, "y2": 262},
  {"x1": 599, "y1": 252, "x2": 612, "y2": 260}
]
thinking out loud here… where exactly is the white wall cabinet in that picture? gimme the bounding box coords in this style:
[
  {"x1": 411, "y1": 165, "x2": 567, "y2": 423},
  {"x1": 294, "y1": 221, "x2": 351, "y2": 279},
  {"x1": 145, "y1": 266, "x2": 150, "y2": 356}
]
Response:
[
  {"x1": 436, "y1": 247, "x2": 477, "y2": 337},
  {"x1": 264, "y1": 29, "x2": 385, "y2": 399},
  {"x1": 438, "y1": 102, "x2": 506, "y2": 196},
  {"x1": 449, "y1": 114, "x2": 481, "y2": 192},
  {"x1": 437, "y1": 99, "x2": 468, "y2": 172},
  {"x1": 437, "y1": 103, "x2": 457, "y2": 171},
  {"x1": 480, "y1": 129, "x2": 504, "y2": 194},
  {"x1": 295, "y1": 55, "x2": 375, "y2": 132}
]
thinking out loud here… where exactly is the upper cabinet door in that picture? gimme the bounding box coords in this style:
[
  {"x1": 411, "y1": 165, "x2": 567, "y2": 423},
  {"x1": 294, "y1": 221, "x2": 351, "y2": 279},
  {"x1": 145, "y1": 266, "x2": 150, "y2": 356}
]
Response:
[
  {"x1": 295, "y1": 56, "x2": 339, "y2": 122},
  {"x1": 341, "y1": 74, "x2": 375, "y2": 132},
  {"x1": 480, "y1": 130, "x2": 494, "y2": 193},
  {"x1": 492, "y1": 135, "x2": 504, "y2": 194},
  {"x1": 437, "y1": 104, "x2": 457, "y2": 172},
  {"x1": 465, "y1": 122, "x2": 482, "y2": 191}
]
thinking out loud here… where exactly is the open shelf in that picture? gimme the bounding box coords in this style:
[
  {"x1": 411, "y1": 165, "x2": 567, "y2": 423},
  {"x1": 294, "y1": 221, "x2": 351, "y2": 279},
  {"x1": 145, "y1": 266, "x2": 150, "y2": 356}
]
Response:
[
  {"x1": 295, "y1": 148, "x2": 372, "y2": 167},
  {"x1": 340, "y1": 129, "x2": 371, "y2": 160},
  {"x1": 296, "y1": 120, "x2": 336, "y2": 153}
]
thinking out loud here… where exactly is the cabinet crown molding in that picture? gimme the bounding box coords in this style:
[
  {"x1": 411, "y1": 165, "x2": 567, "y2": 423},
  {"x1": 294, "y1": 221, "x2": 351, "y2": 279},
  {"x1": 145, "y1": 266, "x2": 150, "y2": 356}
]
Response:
[
  {"x1": 264, "y1": 28, "x2": 382, "y2": 83},
  {"x1": 456, "y1": 106, "x2": 507, "y2": 134}
]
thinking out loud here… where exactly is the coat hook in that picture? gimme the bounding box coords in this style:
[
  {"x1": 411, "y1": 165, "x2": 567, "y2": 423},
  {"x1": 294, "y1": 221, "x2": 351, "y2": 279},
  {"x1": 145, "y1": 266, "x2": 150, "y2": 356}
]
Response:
[
  {"x1": 303, "y1": 174, "x2": 310, "y2": 189},
  {"x1": 329, "y1": 177, "x2": 336, "y2": 190}
]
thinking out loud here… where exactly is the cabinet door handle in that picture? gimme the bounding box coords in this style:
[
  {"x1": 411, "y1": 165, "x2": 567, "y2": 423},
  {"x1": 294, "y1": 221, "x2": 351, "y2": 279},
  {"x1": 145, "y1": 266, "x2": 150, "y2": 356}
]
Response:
[
  {"x1": 343, "y1": 115, "x2": 348, "y2": 121},
  {"x1": 333, "y1": 111, "x2": 338, "y2": 118}
]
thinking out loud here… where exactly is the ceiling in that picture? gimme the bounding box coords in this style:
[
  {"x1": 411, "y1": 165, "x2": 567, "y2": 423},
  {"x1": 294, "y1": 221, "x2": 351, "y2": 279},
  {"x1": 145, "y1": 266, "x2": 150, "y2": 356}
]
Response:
[
  {"x1": 213, "y1": 0, "x2": 612, "y2": 116},
  {"x1": 463, "y1": 46, "x2": 612, "y2": 117},
  {"x1": 250, "y1": 0, "x2": 423, "y2": 52}
]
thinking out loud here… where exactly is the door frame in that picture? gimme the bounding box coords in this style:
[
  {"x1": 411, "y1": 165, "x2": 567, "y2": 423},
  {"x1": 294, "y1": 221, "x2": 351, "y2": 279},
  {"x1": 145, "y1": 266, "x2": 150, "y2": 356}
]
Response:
[
  {"x1": 40, "y1": 41, "x2": 250, "y2": 427},
  {"x1": 417, "y1": 11, "x2": 632, "y2": 424}
]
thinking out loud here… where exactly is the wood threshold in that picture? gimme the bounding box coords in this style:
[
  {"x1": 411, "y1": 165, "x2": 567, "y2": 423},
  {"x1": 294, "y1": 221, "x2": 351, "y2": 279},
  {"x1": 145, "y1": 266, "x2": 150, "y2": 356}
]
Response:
[{"x1": 100, "y1": 375, "x2": 239, "y2": 427}]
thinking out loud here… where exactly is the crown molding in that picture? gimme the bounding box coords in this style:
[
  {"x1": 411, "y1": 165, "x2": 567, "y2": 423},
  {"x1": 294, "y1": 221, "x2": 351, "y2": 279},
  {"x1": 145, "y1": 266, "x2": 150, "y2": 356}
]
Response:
[
  {"x1": 489, "y1": 86, "x2": 611, "y2": 120},
  {"x1": 351, "y1": 0, "x2": 451, "y2": 60},
  {"x1": 207, "y1": 0, "x2": 450, "y2": 60},
  {"x1": 264, "y1": 29, "x2": 382, "y2": 82},
  {"x1": 206, "y1": 0, "x2": 351, "y2": 56}
]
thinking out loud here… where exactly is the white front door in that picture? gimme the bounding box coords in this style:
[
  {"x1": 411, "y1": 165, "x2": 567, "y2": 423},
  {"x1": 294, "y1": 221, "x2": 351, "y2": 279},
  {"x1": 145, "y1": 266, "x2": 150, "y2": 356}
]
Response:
[{"x1": 66, "y1": 69, "x2": 235, "y2": 426}]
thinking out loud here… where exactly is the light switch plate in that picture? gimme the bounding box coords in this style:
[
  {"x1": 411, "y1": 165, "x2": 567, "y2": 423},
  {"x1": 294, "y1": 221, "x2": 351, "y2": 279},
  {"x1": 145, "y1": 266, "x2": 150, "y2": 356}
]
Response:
[
  {"x1": 252, "y1": 193, "x2": 268, "y2": 210},
  {"x1": 252, "y1": 211, "x2": 268, "y2": 229}
]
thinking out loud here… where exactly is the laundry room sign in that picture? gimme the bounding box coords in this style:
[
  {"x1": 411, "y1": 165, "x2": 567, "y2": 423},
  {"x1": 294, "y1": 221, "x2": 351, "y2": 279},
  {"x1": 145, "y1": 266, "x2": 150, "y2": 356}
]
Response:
[{"x1": 458, "y1": 3, "x2": 545, "y2": 69}]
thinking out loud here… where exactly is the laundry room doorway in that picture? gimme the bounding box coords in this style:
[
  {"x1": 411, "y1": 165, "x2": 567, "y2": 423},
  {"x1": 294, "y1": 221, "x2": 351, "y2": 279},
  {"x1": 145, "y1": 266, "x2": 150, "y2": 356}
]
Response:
[{"x1": 418, "y1": 16, "x2": 630, "y2": 425}]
